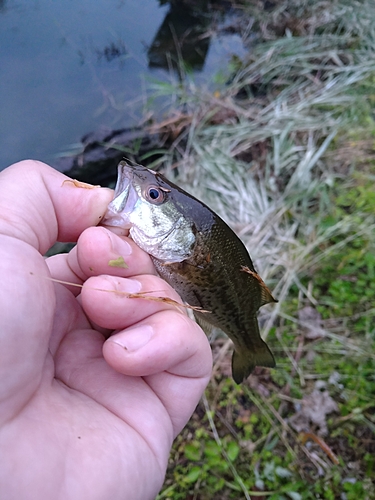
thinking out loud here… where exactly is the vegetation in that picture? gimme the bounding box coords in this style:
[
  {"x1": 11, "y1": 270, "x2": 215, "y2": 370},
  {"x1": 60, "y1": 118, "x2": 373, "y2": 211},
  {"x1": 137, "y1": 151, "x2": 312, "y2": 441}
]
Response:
[{"x1": 140, "y1": 1, "x2": 375, "y2": 498}]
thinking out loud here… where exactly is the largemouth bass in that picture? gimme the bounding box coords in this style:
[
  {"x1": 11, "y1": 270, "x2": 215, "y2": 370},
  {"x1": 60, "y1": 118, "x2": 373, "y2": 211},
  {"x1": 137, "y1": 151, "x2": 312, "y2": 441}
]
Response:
[{"x1": 102, "y1": 161, "x2": 276, "y2": 383}]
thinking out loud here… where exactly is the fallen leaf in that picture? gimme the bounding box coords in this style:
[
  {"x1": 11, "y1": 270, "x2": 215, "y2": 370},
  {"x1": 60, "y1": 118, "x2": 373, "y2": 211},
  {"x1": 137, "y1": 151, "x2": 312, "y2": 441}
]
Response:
[
  {"x1": 290, "y1": 381, "x2": 339, "y2": 435},
  {"x1": 108, "y1": 256, "x2": 129, "y2": 269}
]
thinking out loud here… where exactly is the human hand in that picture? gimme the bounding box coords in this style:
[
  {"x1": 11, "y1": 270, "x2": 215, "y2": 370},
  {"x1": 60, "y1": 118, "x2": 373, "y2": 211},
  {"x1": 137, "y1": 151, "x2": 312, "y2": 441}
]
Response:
[{"x1": 0, "y1": 160, "x2": 212, "y2": 500}]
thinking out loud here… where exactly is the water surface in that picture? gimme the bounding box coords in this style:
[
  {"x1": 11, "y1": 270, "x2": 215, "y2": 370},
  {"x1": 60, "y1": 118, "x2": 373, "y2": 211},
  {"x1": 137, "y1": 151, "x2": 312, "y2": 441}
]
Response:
[{"x1": 0, "y1": 0, "x2": 247, "y2": 170}]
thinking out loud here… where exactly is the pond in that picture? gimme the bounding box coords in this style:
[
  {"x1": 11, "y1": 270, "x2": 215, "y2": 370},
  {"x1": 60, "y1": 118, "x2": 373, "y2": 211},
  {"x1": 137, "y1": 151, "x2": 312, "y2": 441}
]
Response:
[{"x1": 0, "y1": 0, "x2": 248, "y2": 172}]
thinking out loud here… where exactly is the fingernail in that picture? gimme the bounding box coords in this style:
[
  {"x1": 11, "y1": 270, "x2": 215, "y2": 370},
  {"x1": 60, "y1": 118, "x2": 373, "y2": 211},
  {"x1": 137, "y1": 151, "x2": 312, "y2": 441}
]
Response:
[
  {"x1": 108, "y1": 276, "x2": 141, "y2": 293},
  {"x1": 107, "y1": 231, "x2": 132, "y2": 256},
  {"x1": 109, "y1": 325, "x2": 154, "y2": 352}
]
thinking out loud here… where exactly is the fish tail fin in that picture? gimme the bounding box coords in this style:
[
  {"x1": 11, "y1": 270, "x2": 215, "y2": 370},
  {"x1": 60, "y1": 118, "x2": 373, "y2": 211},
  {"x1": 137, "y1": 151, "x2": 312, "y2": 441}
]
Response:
[{"x1": 231, "y1": 320, "x2": 276, "y2": 384}]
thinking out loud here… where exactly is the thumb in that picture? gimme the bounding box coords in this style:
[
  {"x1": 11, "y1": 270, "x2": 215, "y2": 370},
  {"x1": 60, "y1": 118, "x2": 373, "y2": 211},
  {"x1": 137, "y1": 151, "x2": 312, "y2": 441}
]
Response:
[
  {"x1": 0, "y1": 160, "x2": 113, "y2": 420},
  {"x1": 0, "y1": 160, "x2": 113, "y2": 253}
]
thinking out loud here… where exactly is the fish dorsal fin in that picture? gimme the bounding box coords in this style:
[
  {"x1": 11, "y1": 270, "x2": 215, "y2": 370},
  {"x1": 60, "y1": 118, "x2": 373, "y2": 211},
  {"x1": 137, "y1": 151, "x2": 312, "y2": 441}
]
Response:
[
  {"x1": 241, "y1": 266, "x2": 277, "y2": 305},
  {"x1": 259, "y1": 282, "x2": 277, "y2": 306}
]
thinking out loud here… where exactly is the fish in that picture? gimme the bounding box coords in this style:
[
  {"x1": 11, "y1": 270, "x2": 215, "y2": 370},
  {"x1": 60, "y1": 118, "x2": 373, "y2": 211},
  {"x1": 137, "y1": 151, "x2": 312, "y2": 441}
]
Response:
[{"x1": 102, "y1": 161, "x2": 276, "y2": 383}]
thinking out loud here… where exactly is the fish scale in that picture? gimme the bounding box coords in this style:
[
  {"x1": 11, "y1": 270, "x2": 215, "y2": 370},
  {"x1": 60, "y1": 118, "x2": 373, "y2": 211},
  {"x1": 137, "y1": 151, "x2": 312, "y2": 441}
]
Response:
[{"x1": 103, "y1": 161, "x2": 277, "y2": 383}]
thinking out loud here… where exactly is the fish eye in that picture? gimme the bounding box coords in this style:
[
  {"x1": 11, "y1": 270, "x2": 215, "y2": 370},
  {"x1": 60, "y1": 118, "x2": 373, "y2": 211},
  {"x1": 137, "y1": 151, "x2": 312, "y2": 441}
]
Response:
[{"x1": 145, "y1": 185, "x2": 165, "y2": 204}]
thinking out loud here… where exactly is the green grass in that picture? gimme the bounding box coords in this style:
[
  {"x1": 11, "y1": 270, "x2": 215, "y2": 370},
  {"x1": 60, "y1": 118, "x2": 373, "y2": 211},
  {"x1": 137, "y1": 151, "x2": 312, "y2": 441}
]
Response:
[{"x1": 149, "y1": 0, "x2": 375, "y2": 499}]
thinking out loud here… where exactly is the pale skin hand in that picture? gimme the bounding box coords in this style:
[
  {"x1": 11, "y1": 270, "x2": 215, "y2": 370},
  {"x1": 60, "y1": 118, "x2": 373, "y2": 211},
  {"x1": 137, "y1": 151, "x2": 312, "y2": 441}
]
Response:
[{"x1": 0, "y1": 160, "x2": 212, "y2": 500}]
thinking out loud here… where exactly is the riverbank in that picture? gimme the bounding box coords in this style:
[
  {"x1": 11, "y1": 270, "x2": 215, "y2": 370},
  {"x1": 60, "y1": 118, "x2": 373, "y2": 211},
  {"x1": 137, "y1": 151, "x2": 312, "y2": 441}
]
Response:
[{"x1": 144, "y1": 1, "x2": 375, "y2": 498}]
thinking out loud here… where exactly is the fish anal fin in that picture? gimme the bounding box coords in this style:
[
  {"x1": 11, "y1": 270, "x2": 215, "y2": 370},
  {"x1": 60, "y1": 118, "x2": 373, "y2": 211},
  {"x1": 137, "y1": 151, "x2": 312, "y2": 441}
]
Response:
[
  {"x1": 232, "y1": 340, "x2": 275, "y2": 384},
  {"x1": 231, "y1": 315, "x2": 276, "y2": 383},
  {"x1": 232, "y1": 350, "x2": 255, "y2": 384}
]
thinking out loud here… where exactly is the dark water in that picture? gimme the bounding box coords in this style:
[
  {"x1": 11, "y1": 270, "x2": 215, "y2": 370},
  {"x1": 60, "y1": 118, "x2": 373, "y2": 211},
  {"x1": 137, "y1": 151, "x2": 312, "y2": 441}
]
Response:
[{"x1": 0, "y1": 0, "x2": 247, "y2": 171}]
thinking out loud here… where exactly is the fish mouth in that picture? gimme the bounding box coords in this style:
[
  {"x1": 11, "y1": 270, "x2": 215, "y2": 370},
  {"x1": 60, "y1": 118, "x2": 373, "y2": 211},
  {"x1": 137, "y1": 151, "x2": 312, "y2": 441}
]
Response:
[{"x1": 101, "y1": 167, "x2": 138, "y2": 234}]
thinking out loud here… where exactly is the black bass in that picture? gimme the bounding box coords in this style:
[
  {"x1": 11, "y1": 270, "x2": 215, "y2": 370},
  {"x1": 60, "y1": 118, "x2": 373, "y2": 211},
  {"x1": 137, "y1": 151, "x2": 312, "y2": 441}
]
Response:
[{"x1": 102, "y1": 161, "x2": 276, "y2": 383}]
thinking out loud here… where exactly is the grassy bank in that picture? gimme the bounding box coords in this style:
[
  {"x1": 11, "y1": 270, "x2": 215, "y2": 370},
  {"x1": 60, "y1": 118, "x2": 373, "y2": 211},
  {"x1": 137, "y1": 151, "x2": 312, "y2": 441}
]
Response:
[{"x1": 144, "y1": 1, "x2": 375, "y2": 499}]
